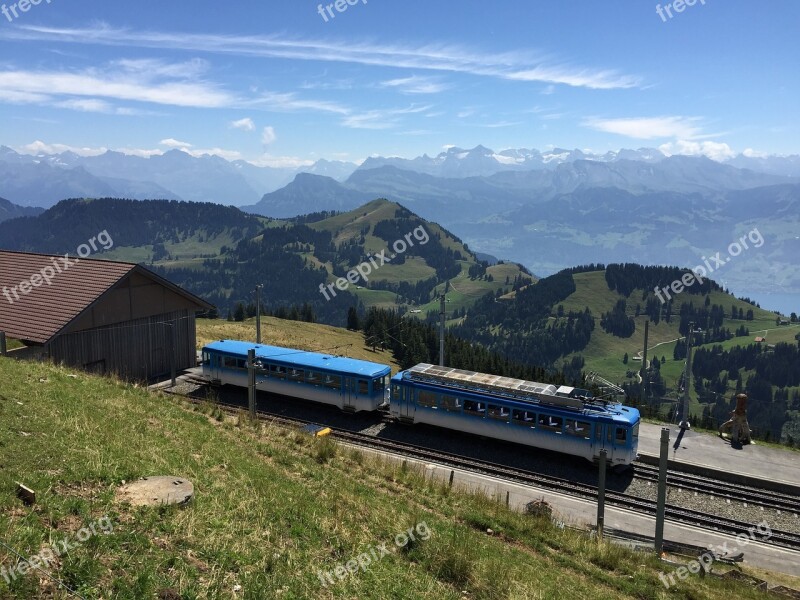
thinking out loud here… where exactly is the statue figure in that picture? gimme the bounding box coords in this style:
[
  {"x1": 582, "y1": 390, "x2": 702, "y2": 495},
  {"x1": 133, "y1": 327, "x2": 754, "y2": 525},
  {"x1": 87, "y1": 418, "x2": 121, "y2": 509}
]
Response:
[{"x1": 718, "y1": 393, "x2": 752, "y2": 445}]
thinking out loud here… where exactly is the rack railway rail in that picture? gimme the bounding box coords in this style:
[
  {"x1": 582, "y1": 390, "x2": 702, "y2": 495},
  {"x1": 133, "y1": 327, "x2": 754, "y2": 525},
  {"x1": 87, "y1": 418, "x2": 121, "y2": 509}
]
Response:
[{"x1": 160, "y1": 378, "x2": 800, "y2": 552}]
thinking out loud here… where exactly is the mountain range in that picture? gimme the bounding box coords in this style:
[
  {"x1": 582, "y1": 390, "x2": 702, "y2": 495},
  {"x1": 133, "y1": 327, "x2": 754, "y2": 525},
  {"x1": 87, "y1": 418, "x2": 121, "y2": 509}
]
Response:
[{"x1": 1, "y1": 144, "x2": 798, "y2": 307}]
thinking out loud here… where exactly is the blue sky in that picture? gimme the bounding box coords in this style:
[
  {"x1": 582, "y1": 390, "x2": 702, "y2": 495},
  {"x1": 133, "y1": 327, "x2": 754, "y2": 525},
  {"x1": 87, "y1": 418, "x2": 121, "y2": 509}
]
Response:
[{"x1": 1, "y1": 0, "x2": 797, "y2": 166}]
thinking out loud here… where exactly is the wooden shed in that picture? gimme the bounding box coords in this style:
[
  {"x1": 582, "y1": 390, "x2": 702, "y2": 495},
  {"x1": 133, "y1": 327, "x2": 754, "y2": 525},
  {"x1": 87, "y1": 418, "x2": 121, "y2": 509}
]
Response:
[{"x1": 0, "y1": 250, "x2": 213, "y2": 380}]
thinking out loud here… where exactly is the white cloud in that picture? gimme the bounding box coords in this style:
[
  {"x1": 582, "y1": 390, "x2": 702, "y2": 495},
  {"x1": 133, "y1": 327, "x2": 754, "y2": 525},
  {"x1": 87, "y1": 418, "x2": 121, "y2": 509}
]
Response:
[
  {"x1": 252, "y1": 91, "x2": 349, "y2": 115},
  {"x1": 160, "y1": 138, "x2": 193, "y2": 148},
  {"x1": 743, "y1": 148, "x2": 768, "y2": 158},
  {"x1": 658, "y1": 140, "x2": 736, "y2": 161},
  {"x1": 583, "y1": 116, "x2": 703, "y2": 140},
  {"x1": 231, "y1": 117, "x2": 255, "y2": 131},
  {"x1": 341, "y1": 105, "x2": 432, "y2": 130},
  {"x1": 381, "y1": 75, "x2": 449, "y2": 94},
  {"x1": 249, "y1": 154, "x2": 314, "y2": 168},
  {"x1": 0, "y1": 66, "x2": 234, "y2": 109},
  {"x1": 262, "y1": 126, "x2": 277, "y2": 145},
  {"x1": 5, "y1": 25, "x2": 642, "y2": 90},
  {"x1": 18, "y1": 140, "x2": 108, "y2": 157}
]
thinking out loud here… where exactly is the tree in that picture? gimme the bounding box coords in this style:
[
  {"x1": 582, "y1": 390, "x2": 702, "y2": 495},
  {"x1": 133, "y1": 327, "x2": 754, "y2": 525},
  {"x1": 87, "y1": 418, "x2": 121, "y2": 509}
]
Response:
[
  {"x1": 623, "y1": 352, "x2": 629, "y2": 364},
  {"x1": 347, "y1": 306, "x2": 361, "y2": 331},
  {"x1": 233, "y1": 302, "x2": 246, "y2": 322}
]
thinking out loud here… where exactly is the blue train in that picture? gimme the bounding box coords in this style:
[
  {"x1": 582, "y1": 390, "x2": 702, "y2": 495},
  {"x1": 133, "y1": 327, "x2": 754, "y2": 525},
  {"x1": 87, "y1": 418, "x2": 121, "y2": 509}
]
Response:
[{"x1": 201, "y1": 340, "x2": 640, "y2": 467}]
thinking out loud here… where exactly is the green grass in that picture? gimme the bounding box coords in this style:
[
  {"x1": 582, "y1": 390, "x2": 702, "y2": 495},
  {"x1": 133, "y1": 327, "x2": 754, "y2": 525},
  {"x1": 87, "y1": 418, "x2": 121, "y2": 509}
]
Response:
[{"x1": 0, "y1": 356, "x2": 790, "y2": 599}]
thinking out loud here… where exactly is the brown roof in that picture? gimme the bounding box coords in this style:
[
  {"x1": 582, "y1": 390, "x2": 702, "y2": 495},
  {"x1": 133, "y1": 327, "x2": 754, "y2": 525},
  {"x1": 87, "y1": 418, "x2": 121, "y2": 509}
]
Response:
[{"x1": 0, "y1": 250, "x2": 211, "y2": 344}]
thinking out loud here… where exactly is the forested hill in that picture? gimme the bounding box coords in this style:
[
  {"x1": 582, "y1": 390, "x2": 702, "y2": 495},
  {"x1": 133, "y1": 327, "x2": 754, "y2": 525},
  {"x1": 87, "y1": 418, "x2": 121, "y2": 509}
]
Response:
[{"x1": 0, "y1": 198, "x2": 266, "y2": 254}]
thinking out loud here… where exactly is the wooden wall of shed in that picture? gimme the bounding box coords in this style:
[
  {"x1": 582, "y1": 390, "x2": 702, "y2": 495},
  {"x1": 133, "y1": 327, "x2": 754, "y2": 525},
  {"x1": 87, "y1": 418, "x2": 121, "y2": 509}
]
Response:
[
  {"x1": 64, "y1": 272, "x2": 201, "y2": 333},
  {"x1": 47, "y1": 309, "x2": 197, "y2": 381}
]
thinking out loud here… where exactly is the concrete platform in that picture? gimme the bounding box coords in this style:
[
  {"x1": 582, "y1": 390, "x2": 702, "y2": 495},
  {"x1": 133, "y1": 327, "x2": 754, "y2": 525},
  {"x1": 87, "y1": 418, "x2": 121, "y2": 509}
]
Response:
[{"x1": 637, "y1": 422, "x2": 800, "y2": 493}]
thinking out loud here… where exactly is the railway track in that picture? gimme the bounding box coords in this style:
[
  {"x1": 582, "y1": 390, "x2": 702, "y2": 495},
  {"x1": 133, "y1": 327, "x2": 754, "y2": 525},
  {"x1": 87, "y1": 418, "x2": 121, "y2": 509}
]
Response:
[
  {"x1": 633, "y1": 463, "x2": 800, "y2": 514},
  {"x1": 161, "y1": 380, "x2": 800, "y2": 551}
]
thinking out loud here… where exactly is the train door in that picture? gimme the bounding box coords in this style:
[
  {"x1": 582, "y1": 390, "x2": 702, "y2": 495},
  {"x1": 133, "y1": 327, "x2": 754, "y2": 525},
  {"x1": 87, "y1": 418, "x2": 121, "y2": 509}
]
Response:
[
  {"x1": 344, "y1": 377, "x2": 356, "y2": 411},
  {"x1": 596, "y1": 422, "x2": 616, "y2": 463},
  {"x1": 395, "y1": 384, "x2": 414, "y2": 422},
  {"x1": 611, "y1": 424, "x2": 627, "y2": 462}
]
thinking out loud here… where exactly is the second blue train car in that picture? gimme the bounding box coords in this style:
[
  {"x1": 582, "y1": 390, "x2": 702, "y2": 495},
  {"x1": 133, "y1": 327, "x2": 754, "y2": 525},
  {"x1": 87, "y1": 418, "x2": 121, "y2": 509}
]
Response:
[{"x1": 390, "y1": 363, "x2": 640, "y2": 467}]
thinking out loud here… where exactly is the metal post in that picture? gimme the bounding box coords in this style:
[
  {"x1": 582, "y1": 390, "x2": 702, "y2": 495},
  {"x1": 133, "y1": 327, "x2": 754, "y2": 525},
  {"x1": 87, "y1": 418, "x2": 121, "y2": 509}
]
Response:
[
  {"x1": 439, "y1": 294, "x2": 446, "y2": 367},
  {"x1": 596, "y1": 449, "x2": 607, "y2": 539},
  {"x1": 680, "y1": 322, "x2": 693, "y2": 429},
  {"x1": 0, "y1": 331, "x2": 6, "y2": 356},
  {"x1": 255, "y1": 284, "x2": 262, "y2": 344},
  {"x1": 167, "y1": 323, "x2": 176, "y2": 387},
  {"x1": 640, "y1": 319, "x2": 649, "y2": 403},
  {"x1": 248, "y1": 348, "x2": 256, "y2": 419},
  {"x1": 655, "y1": 427, "x2": 670, "y2": 553}
]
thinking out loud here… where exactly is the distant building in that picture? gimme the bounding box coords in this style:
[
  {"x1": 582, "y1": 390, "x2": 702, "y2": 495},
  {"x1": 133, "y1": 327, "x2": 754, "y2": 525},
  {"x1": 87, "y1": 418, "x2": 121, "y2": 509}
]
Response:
[
  {"x1": 0, "y1": 251, "x2": 213, "y2": 380},
  {"x1": 754, "y1": 336, "x2": 766, "y2": 343}
]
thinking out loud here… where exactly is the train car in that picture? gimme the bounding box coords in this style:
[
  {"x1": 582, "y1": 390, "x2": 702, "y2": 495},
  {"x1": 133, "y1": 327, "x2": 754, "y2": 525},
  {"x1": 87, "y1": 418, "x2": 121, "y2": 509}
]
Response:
[
  {"x1": 202, "y1": 340, "x2": 391, "y2": 412},
  {"x1": 389, "y1": 363, "x2": 640, "y2": 467}
]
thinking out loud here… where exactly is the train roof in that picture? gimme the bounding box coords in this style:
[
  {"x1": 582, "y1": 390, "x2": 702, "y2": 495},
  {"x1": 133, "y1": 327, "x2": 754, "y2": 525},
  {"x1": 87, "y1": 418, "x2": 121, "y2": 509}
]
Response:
[
  {"x1": 203, "y1": 340, "x2": 391, "y2": 378},
  {"x1": 397, "y1": 363, "x2": 639, "y2": 421}
]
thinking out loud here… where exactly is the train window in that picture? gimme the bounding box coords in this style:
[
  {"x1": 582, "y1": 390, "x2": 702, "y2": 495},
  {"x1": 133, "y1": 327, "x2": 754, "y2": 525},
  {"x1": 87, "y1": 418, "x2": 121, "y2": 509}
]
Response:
[
  {"x1": 202, "y1": 351, "x2": 210, "y2": 366},
  {"x1": 595, "y1": 425, "x2": 603, "y2": 441},
  {"x1": 441, "y1": 395, "x2": 461, "y2": 412},
  {"x1": 289, "y1": 368, "x2": 304, "y2": 381},
  {"x1": 323, "y1": 374, "x2": 341, "y2": 390},
  {"x1": 632, "y1": 423, "x2": 640, "y2": 441},
  {"x1": 223, "y1": 356, "x2": 242, "y2": 369},
  {"x1": 417, "y1": 390, "x2": 438, "y2": 408},
  {"x1": 566, "y1": 420, "x2": 591, "y2": 439},
  {"x1": 607, "y1": 427, "x2": 613, "y2": 444},
  {"x1": 373, "y1": 377, "x2": 385, "y2": 394},
  {"x1": 616, "y1": 428, "x2": 627, "y2": 444},
  {"x1": 269, "y1": 364, "x2": 286, "y2": 380},
  {"x1": 392, "y1": 384, "x2": 401, "y2": 402},
  {"x1": 539, "y1": 414, "x2": 563, "y2": 433},
  {"x1": 488, "y1": 405, "x2": 509, "y2": 421},
  {"x1": 306, "y1": 371, "x2": 321, "y2": 385},
  {"x1": 463, "y1": 400, "x2": 486, "y2": 416},
  {"x1": 358, "y1": 379, "x2": 369, "y2": 395},
  {"x1": 512, "y1": 409, "x2": 535, "y2": 425}
]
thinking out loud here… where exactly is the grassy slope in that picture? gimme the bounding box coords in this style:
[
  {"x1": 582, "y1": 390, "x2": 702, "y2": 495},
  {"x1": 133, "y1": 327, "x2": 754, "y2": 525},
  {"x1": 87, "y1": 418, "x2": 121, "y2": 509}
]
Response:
[
  {"x1": 0, "y1": 356, "x2": 790, "y2": 599},
  {"x1": 556, "y1": 271, "x2": 799, "y2": 422},
  {"x1": 310, "y1": 200, "x2": 529, "y2": 312}
]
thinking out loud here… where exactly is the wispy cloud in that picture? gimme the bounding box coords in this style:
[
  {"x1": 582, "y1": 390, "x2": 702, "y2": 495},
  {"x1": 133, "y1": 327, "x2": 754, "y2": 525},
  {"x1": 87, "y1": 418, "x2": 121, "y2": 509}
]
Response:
[
  {"x1": 659, "y1": 140, "x2": 736, "y2": 161},
  {"x1": 160, "y1": 138, "x2": 193, "y2": 148},
  {"x1": 583, "y1": 116, "x2": 704, "y2": 140},
  {"x1": 341, "y1": 104, "x2": 432, "y2": 129},
  {"x1": 381, "y1": 75, "x2": 449, "y2": 94},
  {"x1": 230, "y1": 117, "x2": 255, "y2": 131},
  {"x1": 262, "y1": 126, "x2": 277, "y2": 145},
  {"x1": 3, "y1": 25, "x2": 642, "y2": 90}
]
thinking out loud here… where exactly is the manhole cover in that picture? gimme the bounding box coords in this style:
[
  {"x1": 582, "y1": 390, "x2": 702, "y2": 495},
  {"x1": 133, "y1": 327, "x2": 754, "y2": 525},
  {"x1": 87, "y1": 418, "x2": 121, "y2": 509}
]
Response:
[{"x1": 117, "y1": 476, "x2": 194, "y2": 506}]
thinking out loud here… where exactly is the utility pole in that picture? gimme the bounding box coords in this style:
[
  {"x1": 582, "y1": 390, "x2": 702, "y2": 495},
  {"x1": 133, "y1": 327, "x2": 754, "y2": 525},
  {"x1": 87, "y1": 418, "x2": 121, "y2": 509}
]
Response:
[
  {"x1": 0, "y1": 331, "x2": 6, "y2": 356},
  {"x1": 679, "y1": 322, "x2": 693, "y2": 430},
  {"x1": 596, "y1": 449, "x2": 607, "y2": 540},
  {"x1": 248, "y1": 348, "x2": 256, "y2": 418},
  {"x1": 255, "y1": 284, "x2": 263, "y2": 344},
  {"x1": 654, "y1": 428, "x2": 670, "y2": 554},
  {"x1": 439, "y1": 293, "x2": 446, "y2": 367},
  {"x1": 640, "y1": 319, "x2": 649, "y2": 404}
]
